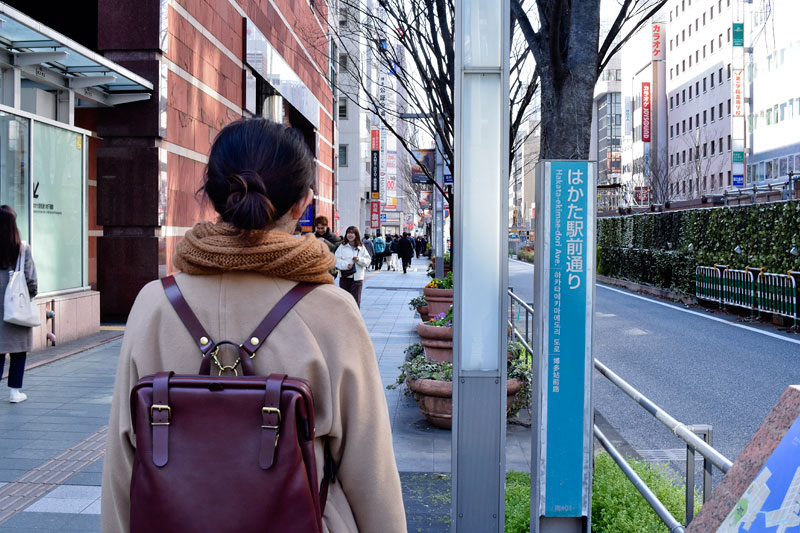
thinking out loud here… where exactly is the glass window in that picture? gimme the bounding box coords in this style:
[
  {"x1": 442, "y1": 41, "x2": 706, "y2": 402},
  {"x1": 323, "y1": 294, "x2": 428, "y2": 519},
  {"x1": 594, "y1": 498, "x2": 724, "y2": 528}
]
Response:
[
  {"x1": 338, "y1": 97, "x2": 347, "y2": 119},
  {"x1": 0, "y1": 113, "x2": 30, "y2": 242},
  {"x1": 32, "y1": 121, "x2": 85, "y2": 292},
  {"x1": 780, "y1": 157, "x2": 788, "y2": 176},
  {"x1": 338, "y1": 144, "x2": 348, "y2": 167}
]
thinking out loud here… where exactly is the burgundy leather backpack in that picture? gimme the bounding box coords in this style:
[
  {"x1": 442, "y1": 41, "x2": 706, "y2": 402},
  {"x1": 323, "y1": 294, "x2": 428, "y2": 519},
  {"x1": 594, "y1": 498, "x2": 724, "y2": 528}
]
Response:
[{"x1": 129, "y1": 276, "x2": 334, "y2": 532}]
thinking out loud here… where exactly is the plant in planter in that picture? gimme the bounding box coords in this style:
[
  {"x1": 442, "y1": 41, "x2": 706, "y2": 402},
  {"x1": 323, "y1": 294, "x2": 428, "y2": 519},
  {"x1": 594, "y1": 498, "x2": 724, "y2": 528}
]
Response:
[
  {"x1": 417, "y1": 307, "x2": 453, "y2": 362},
  {"x1": 408, "y1": 294, "x2": 429, "y2": 322},
  {"x1": 390, "y1": 341, "x2": 532, "y2": 429},
  {"x1": 424, "y1": 271, "x2": 454, "y2": 316},
  {"x1": 426, "y1": 252, "x2": 452, "y2": 278}
]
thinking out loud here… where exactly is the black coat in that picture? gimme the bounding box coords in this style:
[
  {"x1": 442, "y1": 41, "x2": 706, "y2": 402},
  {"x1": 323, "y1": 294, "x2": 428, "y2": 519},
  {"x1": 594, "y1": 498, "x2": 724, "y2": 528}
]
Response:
[{"x1": 398, "y1": 237, "x2": 415, "y2": 258}]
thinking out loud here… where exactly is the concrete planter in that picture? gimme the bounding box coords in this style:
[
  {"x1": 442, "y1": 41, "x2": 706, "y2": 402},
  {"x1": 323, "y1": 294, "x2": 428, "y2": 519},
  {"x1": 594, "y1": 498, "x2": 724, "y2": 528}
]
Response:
[
  {"x1": 423, "y1": 287, "x2": 453, "y2": 317},
  {"x1": 416, "y1": 305, "x2": 430, "y2": 322},
  {"x1": 407, "y1": 378, "x2": 523, "y2": 430},
  {"x1": 417, "y1": 323, "x2": 453, "y2": 362}
]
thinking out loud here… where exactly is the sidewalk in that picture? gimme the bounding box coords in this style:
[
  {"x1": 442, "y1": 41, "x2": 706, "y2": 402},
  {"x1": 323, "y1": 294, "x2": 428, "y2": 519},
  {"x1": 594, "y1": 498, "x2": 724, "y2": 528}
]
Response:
[{"x1": 0, "y1": 257, "x2": 530, "y2": 531}]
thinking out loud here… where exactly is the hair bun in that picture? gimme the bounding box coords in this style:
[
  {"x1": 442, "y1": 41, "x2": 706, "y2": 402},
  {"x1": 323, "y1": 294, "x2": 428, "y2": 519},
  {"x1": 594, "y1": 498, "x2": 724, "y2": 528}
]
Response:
[
  {"x1": 228, "y1": 170, "x2": 267, "y2": 196},
  {"x1": 223, "y1": 170, "x2": 275, "y2": 230}
]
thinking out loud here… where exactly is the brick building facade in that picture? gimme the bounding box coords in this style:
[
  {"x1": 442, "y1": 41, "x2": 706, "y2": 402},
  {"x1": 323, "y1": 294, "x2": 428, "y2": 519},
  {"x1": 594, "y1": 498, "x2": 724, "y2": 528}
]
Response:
[{"x1": 16, "y1": 0, "x2": 336, "y2": 318}]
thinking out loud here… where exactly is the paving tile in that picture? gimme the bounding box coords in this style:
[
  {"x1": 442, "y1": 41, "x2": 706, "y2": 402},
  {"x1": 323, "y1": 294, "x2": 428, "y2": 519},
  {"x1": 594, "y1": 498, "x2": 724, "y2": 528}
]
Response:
[{"x1": 22, "y1": 497, "x2": 95, "y2": 514}]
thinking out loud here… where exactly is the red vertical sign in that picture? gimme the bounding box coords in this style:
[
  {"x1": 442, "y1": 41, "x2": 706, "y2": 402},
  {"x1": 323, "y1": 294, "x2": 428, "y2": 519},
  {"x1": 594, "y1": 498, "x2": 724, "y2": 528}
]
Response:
[
  {"x1": 370, "y1": 201, "x2": 381, "y2": 229},
  {"x1": 641, "y1": 82, "x2": 651, "y2": 142}
]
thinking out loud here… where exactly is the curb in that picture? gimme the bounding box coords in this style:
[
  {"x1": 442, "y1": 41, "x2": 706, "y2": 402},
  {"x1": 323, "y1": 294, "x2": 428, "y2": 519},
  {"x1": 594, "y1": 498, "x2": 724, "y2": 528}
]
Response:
[
  {"x1": 2, "y1": 329, "x2": 125, "y2": 379},
  {"x1": 596, "y1": 274, "x2": 696, "y2": 305}
]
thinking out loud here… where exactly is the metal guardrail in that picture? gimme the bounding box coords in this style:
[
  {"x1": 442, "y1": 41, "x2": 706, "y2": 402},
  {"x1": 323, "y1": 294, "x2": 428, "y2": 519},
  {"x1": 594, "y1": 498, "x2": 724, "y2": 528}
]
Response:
[
  {"x1": 757, "y1": 271, "x2": 798, "y2": 325},
  {"x1": 695, "y1": 266, "x2": 721, "y2": 304},
  {"x1": 696, "y1": 266, "x2": 800, "y2": 325},
  {"x1": 719, "y1": 265, "x2": 757, "y2": 312},
  {"x1": 507, "y1": 289, "x2": 734, "y2": 530}
]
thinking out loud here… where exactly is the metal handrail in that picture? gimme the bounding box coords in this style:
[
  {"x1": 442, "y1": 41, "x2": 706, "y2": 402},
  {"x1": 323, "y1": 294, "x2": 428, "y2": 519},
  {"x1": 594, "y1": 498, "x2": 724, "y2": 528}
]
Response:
[
  {"x1": 593, "y1": 358, "x2": 733, "y2": 473},
  {"x1": 594, "y1": 425, "x2": 686, "y2": 533},
  {"x1": 506, "y1": 287, "x2": 734, "y2": 529},
  {"x1": 508, "y1": 290, "x2": 534, "y2": 315}
]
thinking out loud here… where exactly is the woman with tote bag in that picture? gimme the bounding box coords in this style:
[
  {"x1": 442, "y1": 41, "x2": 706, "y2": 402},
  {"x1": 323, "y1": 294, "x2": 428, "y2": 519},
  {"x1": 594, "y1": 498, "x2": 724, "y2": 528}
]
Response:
[{"x1": 0, "y1": 205, "x2": 39, "y2": 403}]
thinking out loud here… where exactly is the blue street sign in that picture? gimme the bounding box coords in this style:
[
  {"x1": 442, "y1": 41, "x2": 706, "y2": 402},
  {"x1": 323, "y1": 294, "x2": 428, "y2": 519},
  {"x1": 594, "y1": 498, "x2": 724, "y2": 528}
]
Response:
[
  {"x1": 380, "y1": 213, "x2": 387, "y2": 222},
  {"x1": 733, "y1": 174, "x2": 744, "y2": 188},
  {"x1": 536, "y1": 160, "x2": 594, "y2": 519}
]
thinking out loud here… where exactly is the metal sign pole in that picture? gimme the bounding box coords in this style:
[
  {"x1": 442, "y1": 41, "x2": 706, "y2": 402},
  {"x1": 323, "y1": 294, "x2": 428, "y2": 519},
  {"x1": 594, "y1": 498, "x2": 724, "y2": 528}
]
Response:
[
  {"x1": 532, "y1": 160, "x2": 596, "y2": 532},
  {"x1": 452, "y1": 0, "x2": 509, "y2": 531}
]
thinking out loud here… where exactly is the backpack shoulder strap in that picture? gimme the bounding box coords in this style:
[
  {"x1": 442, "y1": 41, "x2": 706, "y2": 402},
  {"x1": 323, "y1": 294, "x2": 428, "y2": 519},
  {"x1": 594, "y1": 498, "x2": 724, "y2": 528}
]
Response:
[
  {"x1": 161, "y1": 276, "x2": 215, "y2": 356},
  {"x1": 240, "y1": 283, "x2": 318, "y2": 357}
]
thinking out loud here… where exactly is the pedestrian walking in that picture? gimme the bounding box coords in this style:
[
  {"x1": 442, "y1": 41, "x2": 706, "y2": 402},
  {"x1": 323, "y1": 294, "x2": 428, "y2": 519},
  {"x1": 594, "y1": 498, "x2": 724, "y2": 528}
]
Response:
[
  {"x1": 0, "y1": 205, "x2": 38, "y2": 404},
  {"x1": 334, "y1": 226, "x2": 371, "y2": 307},
  {"x1": 398, "y1": 232, "x2": 415, "y2": 274},
  {"x1": 362, "y1": 232, "x2": 374, "y2": 270},
  {"x1": 372, "y1": 231, "x2": 386, "y2": 270},
  {"x1": 389, "y1": 235, "x2": 400, "y2": 271},
  {"x1": 101, "y1": 118, "x2": 405, "y2": 533}
]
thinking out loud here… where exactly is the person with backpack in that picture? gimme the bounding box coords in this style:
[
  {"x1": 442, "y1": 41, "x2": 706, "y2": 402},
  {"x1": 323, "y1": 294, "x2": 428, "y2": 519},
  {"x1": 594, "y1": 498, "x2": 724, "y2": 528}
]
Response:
[
  {"x1": 372, "y1": 231, "x2": 386, "y2": 270},
  {"x1": 101, "y1": 118, "x2": 405, "y2": 533}
]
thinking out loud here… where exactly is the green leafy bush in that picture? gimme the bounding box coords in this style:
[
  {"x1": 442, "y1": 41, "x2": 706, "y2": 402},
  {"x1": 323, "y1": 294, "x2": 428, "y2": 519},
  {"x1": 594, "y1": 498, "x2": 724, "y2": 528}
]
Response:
[
  {"x1": 598, "y1": 201, "x2": 800, "y2": 293},
  {"x1": 592, "y1": 453, "x2": 700, "y2": 533},
  {"x1": 505, "y1": 472, "x2": 531, "y2": 533},
  {"x1": 408, "y1": 294, "x2": 428, "y2": 310},
  {"x1": 517, "y1": 249, "x2": 535, "y2": 263},
  {"x1": 504, "y1": 454, "x2": 702, "y2": 533}
]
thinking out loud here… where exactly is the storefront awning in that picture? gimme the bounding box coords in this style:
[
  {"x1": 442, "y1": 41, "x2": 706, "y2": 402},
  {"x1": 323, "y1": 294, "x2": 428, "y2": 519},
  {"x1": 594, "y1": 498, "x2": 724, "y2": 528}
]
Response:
[{"x1": 0, "y1": 4, "x2": 152, "y2": 107}]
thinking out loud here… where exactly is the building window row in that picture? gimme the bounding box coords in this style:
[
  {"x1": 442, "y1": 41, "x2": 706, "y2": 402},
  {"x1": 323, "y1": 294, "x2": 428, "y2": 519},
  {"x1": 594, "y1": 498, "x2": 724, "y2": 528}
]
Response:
[
  {"x1": 669, "y1": 136, "x2": 732, "y2": 169},
  {"x1": 749, "y1": 98, "x2": 800, "y2": 130},
  {"x1": 669, "y1": 100, "x2": 732, "y2": 140},
  {"x1": 751, "y1": 154, "x2": 800, "y2": 182}
]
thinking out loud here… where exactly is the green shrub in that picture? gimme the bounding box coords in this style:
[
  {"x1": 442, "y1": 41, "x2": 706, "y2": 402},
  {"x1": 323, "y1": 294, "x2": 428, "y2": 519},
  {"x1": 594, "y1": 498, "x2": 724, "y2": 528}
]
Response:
[
  {"x1": 592, "y1": 453, "x2": 700, "y2": 533},
  {"x1": 503, "y1": 454, "x2": 701, "y2": 533},
  {"x1": 505, "y1": 472, "x2": 531, "y2": 533},
  {"x1": 597, "y1": 200, "x2": 800, "y2": 293},
  {"x1": 517, "y1": 249, "x2": 535, "y2": 263}
]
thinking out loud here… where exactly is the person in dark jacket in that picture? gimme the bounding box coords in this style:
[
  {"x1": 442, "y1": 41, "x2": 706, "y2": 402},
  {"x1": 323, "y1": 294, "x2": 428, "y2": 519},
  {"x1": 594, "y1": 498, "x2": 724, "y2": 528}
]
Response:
[
  {"x1": 0, "y1": 205, "x2": 38, "y2": 403},
  {"x1": 398, "y1": 232, "x2": 415, "y2": 274},
  {"x1": 314, "y1": 216, "x2": 340, "y2": 248},
  {"x1": 362, "y1": 233, "x2": 374, "y2": 270}
]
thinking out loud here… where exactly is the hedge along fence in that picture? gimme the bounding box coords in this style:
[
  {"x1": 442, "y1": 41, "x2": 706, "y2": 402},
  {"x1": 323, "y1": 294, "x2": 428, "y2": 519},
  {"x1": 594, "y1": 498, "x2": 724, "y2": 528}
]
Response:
[{"x1": 597, "y1": 200, "x2": 800, "y2": 294}]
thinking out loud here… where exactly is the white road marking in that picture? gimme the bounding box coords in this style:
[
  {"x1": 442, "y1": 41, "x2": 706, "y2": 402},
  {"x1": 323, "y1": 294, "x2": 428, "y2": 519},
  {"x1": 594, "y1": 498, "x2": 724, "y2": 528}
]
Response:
[{"x1": 598, "y1": 284, "x2": 800, "y2": 346}]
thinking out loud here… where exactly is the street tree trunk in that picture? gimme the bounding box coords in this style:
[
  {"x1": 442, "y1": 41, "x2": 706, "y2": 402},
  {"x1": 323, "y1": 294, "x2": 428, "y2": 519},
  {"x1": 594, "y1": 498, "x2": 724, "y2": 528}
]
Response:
[{"x1": 528, "y1": 0, "x2": 601, "y2": 160}]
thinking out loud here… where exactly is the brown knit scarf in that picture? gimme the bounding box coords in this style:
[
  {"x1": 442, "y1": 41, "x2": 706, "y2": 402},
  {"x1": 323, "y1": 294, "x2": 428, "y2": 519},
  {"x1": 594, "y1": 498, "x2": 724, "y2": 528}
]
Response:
[{"x1": 173, "y1": 222, "x2": 335, "y2": 284}]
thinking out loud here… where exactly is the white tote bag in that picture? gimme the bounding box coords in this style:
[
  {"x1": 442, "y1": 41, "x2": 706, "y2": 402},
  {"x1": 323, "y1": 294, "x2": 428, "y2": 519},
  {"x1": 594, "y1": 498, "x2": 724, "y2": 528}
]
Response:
[{"x1": 4, "y1": 242, "x2": 41, "y2": 327}]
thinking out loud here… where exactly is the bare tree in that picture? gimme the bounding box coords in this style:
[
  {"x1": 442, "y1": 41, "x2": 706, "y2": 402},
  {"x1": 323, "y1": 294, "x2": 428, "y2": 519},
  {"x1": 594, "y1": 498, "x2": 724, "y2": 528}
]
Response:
[
  {"x1": 648, "y1": 147, "x2": 673, "y2": 205},
  {"x1": 677, "y1": 125, "x2": 723, "y2": 199},
  {"x1": 512, "y1": 0, "x2": 669, "y2": 159}
]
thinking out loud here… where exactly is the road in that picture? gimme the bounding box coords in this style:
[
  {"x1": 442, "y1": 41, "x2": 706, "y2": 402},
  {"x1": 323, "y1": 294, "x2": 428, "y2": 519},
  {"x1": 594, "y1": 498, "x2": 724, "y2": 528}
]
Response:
[{"x1": 508, "y1": 258, "x2": 800, "y2": 465}]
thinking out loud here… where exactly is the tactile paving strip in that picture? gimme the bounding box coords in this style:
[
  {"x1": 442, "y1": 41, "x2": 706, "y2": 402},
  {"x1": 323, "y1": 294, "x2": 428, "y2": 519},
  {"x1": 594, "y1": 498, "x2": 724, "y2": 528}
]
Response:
[{"x1": 0, "y1": 426, "x2": 107, "y2": 524}]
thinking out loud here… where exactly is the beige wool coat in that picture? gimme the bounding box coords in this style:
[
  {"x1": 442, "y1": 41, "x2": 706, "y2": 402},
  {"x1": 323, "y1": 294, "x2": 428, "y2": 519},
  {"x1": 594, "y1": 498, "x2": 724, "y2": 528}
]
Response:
[{"x1": 101, "y1": 272, "x2": 406, "y2": 532}]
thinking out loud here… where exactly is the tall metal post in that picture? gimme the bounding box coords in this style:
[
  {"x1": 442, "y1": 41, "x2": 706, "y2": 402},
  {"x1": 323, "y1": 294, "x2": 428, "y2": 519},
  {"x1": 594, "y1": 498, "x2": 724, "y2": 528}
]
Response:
[
  {"x1": 434, "y1": 120, "x2": 444, "y2": 279},
  {"x1": 452, "y1": 0, "x2": 509, "y2": 531}
]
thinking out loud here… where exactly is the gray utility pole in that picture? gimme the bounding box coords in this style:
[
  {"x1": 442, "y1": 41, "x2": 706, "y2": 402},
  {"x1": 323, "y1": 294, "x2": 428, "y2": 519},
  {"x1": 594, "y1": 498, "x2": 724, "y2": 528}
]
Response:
[
  {"x1": 434, "y1": 116, "x2": 445, "y2": 279},
  {"x1": 399, "y1": 112, "x2": 444, "y2": 278},
  {"x1": 452, "y1": 0, "x2": 509, "y2": 531}
]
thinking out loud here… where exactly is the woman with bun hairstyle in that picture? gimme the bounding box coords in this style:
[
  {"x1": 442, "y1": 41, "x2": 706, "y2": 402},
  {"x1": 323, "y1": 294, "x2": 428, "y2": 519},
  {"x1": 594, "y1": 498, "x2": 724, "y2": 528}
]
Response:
[
  {"x1": 334, "y1": 226, "x2": 371, "y2": 307},
  {"x1": 101, "y1": 118, "x2": 405, "y2": 532}
]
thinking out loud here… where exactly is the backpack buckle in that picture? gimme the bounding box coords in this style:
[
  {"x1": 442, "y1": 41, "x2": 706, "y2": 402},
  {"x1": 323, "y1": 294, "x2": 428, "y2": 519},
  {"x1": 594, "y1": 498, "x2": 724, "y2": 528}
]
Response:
[
  {"x1": 261, "y1": 407, "x2": 281, "y2": 430},
  {"x1": 151, "y1": 404, "x2": 172, "y2": 426}
]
